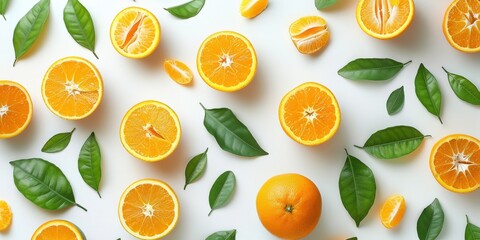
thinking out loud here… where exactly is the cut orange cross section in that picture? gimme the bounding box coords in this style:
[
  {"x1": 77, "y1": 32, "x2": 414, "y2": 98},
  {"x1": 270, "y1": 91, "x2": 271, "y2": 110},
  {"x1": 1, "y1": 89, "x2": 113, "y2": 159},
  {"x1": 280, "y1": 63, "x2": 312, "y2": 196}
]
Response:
[
  {"x1": 289, "y1": 16, "x2": 330, "y2": 55},
  {"x1": 31, "y1": 220, "x2": 83, "y2": 240},
  {"x1": 0, "y1": 81, "x2": 32, "y2": 139},
  {"x1": 443, "y1": 0, "x2": 480, "y2": 52}
]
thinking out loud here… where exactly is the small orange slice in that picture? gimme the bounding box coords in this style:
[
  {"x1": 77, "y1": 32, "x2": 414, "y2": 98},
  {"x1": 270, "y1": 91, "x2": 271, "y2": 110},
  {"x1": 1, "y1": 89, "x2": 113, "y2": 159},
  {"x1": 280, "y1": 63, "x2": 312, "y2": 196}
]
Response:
[
  {"x1": 240, "y1": 0, "x2": 268, "y2": 19},
  {"x1": 120, "y1": 100, "x2": 181, "y2": 162},
  {"x1": 356, "y1": 0, "x2": 415, "y2": 39},
  {"x1": 118, "y1": 179, "x2": 179, "y2": 239},
  {"x1": 164, "y1": 59, "x2": 193, "y2": 85},
  {"x1": 0, "y1": 81, "x2": 32, "y2": 138},
  {"x1": 42, "y1": 56, "x2": 103, "y2": 120},
  {"x1": 0, "y1": 200, "x2": 12, "y2": 231},
  {"x1": 197, "y1": 31, "x2": 257, "y2": 92},
  {"x1": 289, "y1": 16, "x2": 330, "y2": 54},
  {"x1": 443, "y1": 0, "x2": 480, "y2": 52},
  {"x1": 110, "y1": 7, "x2": 161, "y2": 58},
  {"x1": 279, "y1": 82, "x2": 341, "y2": 146},
  {"x1": 430, "y1": 134, "x2": 480, "y2": 193},
  {"x1": 380, "y1": 195, "x2": 406, "y2": 229},
  {"x1": 31, "y1": 220, "x2": 83, "y2": 240}
]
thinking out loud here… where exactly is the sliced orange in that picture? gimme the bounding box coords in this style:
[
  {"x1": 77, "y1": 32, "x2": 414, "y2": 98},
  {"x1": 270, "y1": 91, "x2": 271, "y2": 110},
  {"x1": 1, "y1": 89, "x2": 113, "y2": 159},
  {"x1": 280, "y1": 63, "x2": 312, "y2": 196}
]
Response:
[
  {"x1": 197, "y1": 31, "x2": 257, "y2": 92},
  {"x1": 279, "y1": 82, "x2": 341, "y2": 146},
  {"x1": 42, "y1": 56, "x2": 103, "y2": 120},
  {"x1": 110, "y1": 7, "x2": 161, "y2": 58},
  {"x1": 0, "y1": 81, "x2": 32, "y2": 138},
  {"x1": 120, "y1": 100, "x2": 181, "y2": 162},
  {"x1": 356, "y1": 0, "x2": 415, "y2": 39},
  {"x1": 118, "y1": 179, "x2": 179, "y2": 239},
  {"x1": 240, "y1": 0, "x2": 269, "y2": 19},
  {"x1": 31, "y1": 220, "x2": 83, "y2": 240},
  {"x1": 430, "y1": 134, "x2": 480, "y2": 193},
  {"x1": 289, "y1": 16, "x2": 330, "y2": 54},
  {"x1": 0, "y1": 200, "x2": 12, "y2": 231},
  {"x1": 164, "y1": 59, "x2": 193, "y2": 85},
  {"x1": 443, "y1": 0, "x2": 480, "y2": 52},
  {"x1": 380, "y1": 195, "x2": 406, "y2": 229}
]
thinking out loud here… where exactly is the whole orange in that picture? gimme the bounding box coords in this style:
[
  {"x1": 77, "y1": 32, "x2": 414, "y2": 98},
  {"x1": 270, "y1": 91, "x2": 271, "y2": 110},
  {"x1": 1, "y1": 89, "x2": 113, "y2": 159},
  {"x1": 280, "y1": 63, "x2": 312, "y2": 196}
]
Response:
[{"x1": 256, "y1": 173, "x2": 322, "y2": 239}]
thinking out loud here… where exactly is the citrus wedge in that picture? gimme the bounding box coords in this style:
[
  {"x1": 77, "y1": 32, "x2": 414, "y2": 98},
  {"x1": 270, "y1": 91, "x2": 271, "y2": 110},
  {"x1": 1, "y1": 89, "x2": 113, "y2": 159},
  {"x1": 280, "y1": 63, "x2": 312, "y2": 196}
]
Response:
[
  {"x1": 380, "y1": 194, "x2": 406, "y2": 229},
  {"x1": 31, "y1": 220, "x2": 83, "y2": 240},
  {"x1": 0, "y1": 81, "x2": 32, "y2": 138},
  {"x1": 164, "y1": 59, "x2": 193, "y2": 85},
  {"x1": 443, "y1": 0, "x2": 480, "y2": 52},
  {"x1": 289, "y1": 16, "x2": 330, "y2": 54},
  {"x1": 240, "y1": 0, "x2": 268, "y2": 19},
  {"x1": 0, "y1": 200, "x2": 12, "y2": 231}
]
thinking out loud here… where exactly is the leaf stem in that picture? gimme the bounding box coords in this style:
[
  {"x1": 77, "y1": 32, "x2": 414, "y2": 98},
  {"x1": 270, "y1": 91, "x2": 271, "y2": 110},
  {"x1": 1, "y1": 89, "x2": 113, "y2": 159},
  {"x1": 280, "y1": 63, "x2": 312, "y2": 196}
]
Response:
[
  {"x1": 403, "y1": 60, "x2": 413, "y2": 66},
  {"x1": 71, "y1": 128, "x2": 76, "y2": 134},
  {"x1": 92, "y1": 51, "x2": 99, "y2": 59},
  {"x1": 199, "y1": 102, "x2": 206, "y2": 110},
  {"x1": 424, "y1": 135, "x2": 432, "y2": 138},
  {"x1": 1, "y1": 14, "x2": 6, "y2": 21},
  {"x1": 441, "y1": 66, "x2": 449, "y2": 74},
  {"x1": 13, "y1": 59, "x2": 17, "y2": 67},
  {"x1": 208, "y1": 209, "x2": 213, "y2": 216},
  {"x1": 344, "y1": 148, "x2": 349, "y2": 155},
  {"x1": 76, "y1": 203, "x2": 88, "y2": 212},
  {"x1": 97, "y1": 191, "x2": 102, "y2": 199},
  {"x1": 438, "y1": 116, "x2": 443, "y2": 124},
  {"x1": 353, "y1": 145, "x2": 363, "y2": 149},
  {"x1": 184, "y1": 184, "x2": 187, "y2": 190}
]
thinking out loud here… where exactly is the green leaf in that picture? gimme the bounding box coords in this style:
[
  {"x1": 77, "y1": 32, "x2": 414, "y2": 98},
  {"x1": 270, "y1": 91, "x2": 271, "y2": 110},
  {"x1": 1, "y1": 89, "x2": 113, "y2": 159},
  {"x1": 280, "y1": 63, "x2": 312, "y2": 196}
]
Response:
[
  {"x1": 355, "y1": 125, "x2": 428, "y2": 159},
  {"x1": 315, "y1": 0, "x2": 337, "y2": 10},
  {"x1": 201, "y1": 103, "x2": 268, "y2": 157},
  {"x1": 78, "y1": 132, "x2": 102, "y2": 198},
  {"x1": 417, "y1": 198, "x2": 444, "y2": 240},
  {"x1": 338, "y1": 58, "x2": 411, "y2": 81},
  {"x1": 64, "y1": 0, "x2": 98, "y2": 59},
  {"x1": 209, "y1": 171, "x2": 235, "y2": 216},
  {"x1": 443, "y1": 67, "x2": 480, "y2": 105},
  {"x1": 386, "y1": 86, "x2": 404, "y2": 115},
  {"x1": 466, "y1": 215, "x2": 480, "y2": 240},
  {"x1": 206, "y1": 229, "x2": 237, "y2": 240},
  {"x1": 12, "y1": 0, "x2": 50, "y2": 66},
  {"x1": 184, "y1": 148, "x2": 208, "y2": 190},
  {"x1": 165, "y1": 0, "x2": 206, "y2": 19},
  {"x1": 41, "y1": 128, "x2": 75, "y2": 153},
  {"x1": 9, "y1": 158, "x2": 87, "y2": 211},
  {"x1": 346, "y1": 238, "x2": 358, "y2": 240},
  {"x1": 339, "y1": 150, "x2": 376, "y2": 227},
  {"x1": 0, "y1": 0, "x2": 10, "y2": 20},
  {"x1": 415, "y1": 64, "x2": 443, "y2": 123}
]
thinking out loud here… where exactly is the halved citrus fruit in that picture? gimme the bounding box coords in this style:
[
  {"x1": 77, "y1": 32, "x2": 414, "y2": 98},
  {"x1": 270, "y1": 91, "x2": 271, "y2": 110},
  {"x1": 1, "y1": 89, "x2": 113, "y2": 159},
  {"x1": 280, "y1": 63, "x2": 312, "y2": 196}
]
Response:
[
  {"x1": 279, "y1": 82, "x2": 341, "y2": 146},
  {"x1": 356, "y1": 0, "x2": 415, "y2": 39},
  {"x1": 443, "y1": 0, "x2": 480, "y2": 52},
  {"x1": 430, "y1": 134, "x2": 480, "y2": 193},
  {"x1": 120, "y1": 100, "x2": 181, "y2": 162},
  {"x1": 110, "y1": 7, "x2": 161, "y2": 58},
  {"x1": 0, "y1": 81, "x2": 32, "y2": 138},
  {"x1": 42, "y1": 56, "x2": 103, "y2": 120},
  {"x1": 240, "y1": 0, "x2": 268, "y2": 19},
  {"x1": 380, "y1": 194, "x2": 406, "y2": 229},
  {"x1": 0, "y1": 200, "x2": 12, "y2": 231},
  {"x1": 119, "y1": 179, "x2": 179, "y2": 240},
  {"x1": 31, "y1": 220, "x2": 83, "y2": 240},
  {"x1": 164, "y1": 59, "x2": 193, "y2": 85},
  {"x1": 197, "y1": 31, "x2": 257, "y2": 92},
  {"x1": 289, "y1": 16, "x2": 330, "y2": 54}
]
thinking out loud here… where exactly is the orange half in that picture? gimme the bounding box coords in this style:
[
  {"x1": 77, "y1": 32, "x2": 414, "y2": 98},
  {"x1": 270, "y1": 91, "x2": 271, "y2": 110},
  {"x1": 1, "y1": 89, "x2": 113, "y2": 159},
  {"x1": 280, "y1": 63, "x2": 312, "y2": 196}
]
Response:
[
  {"x1": 380, "y1": 194, "x2": 406, "y2": 229},
  {"x1": 0, "y1": 81, "x2": 32, "y2": 138},
  {"x1": 31, "y1": 220, "x2": 83, "y2": 240},
  {"x1": 443, "y1": 0, "x2": 480, "y2": 52},
  {"x1": 289, "y1": 16, "x2": 330, "y2": 54}
]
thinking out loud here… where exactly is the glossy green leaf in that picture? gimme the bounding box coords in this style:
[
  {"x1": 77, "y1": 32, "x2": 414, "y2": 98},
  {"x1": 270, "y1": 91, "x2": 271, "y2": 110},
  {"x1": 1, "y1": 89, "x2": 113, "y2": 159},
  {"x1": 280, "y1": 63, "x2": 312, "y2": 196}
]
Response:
[
  {"x1": 41, "y1": 128, "x2": 75, "y2": 153},
  {"x1": 355, "y1": 125, "x2": 428, "y2": 159},
  {"x1": 0, "y1": 0, "x2": 10, "y2": 20},
  {"x1": 165, "y1": 0, "x2": 206, "y2": 19},
  {"x1": 346, "y1": 238, "x2": 358, "y2": 240},
  {"x1": 466, "y1": 215, "x2": 480, "y2": 240},
  {"x1": 206, "y1": 229, "x2": 236, "y2": 240},
  {"x1": 415, "y1": 64, "x2": 443, "y2": 123},
  {"x1": 78, "y1": 132, "x2": 102, "y2": 198},
  {"x1": 339, "y1": 150, "x2": 376, "y2": 227},
  {"x1": 443, "y1": 67, "x2": 480, "y2": 105},
  {"x1": 201, "y1": 104, "x2": 268, "y2": 157},
  {"x1": 417, "y1": 198, "x2": 444, "y2": 240},
  {"x1": 10, "y1": 158, "x2": 86, "y2": 211},
  {"x1": 209, "y1": 171, "x2": 235, "y2": 216},
  {"x1": 386, "y1": 86, "x2": 404, "y2": 115},
  {"x1": 315, "y1": 0, "x2": 337, "y2": 10},
  {"x1": 64, "y1": 0, "x2": 98, "y2": 59},
  {"x1": 338, "y1": 58, "x2": 411, "y2": 81},
  {"x1": 185, "y1": 148, "x2": 208, "y2": 190},
  {"x1": 12, "y1": 0, "x2": 50, "y2": 66}
]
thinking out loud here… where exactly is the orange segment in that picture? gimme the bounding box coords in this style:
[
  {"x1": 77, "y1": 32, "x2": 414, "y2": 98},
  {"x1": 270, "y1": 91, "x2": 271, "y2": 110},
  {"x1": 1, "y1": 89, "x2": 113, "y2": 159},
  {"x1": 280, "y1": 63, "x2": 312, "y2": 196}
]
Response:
[
  {"x1": 197, "y1": 31, "x2": 257, "y2": 92},
  {"x1": 380, "y1": 195, "x2": 406, "y2": 229},
  {"x1": 279, "y1": 82, "x2": 341, "y2": 146},
  {"x1": 42, "y1": 57, "x2": 103, "y2": 120},
  {"x1": 118, "y1": 179, "x2": 179, "y2": 240},
  {"x1": 120, "y1": 100, "x2": 181, "y2": 162},
  {"x1": 430, "y1": 134, "x2": 480, "y2": 193},
  {"x1": 31, "y1": 220, "x2": 83, "y2": 240},
  {"x1": 164, "y1": 59, "x2": 193, "y2": 85},
  {"x1": 356, "y1": 0, "x2": 415, "y2": 39},
  {"x1": 0, "y1": 81, "x2": 32, "y2": 138},
  {"x1": 0, "y1": 200, "x2": 12, "y2": 231},
  {"x1": 443, "y1": 0, "x2": 480, "y2": 52},
  {"x1": 240, "y1": 0, "x2": 268, "y2": 19},
  {"x1": 289, "y1": 16, "x2": 330, "y2": 54},
  {"x1": 110, "y1": 7, "x2": 161, "y2": 58}
]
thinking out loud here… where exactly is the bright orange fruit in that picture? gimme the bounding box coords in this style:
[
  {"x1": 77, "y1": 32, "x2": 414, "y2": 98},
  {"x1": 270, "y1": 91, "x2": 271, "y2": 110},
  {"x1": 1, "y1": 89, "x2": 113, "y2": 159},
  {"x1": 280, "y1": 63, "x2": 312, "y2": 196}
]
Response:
[
  {"x1": 380, "y1": 194, "x2": 406, "y2": 229},
  {"x1": 0, "y1": 81, "x2": 32, "y2": 138},
  {"x1": 443, "y1": 0, "x2": 480, "y2": 52},
  {"x1": 31, "y1": 220, "x2": 83, "y2": 240},
  {"x1": 164, "y1": 59, "x2": 193, "y2": 85},
  {"x1": 118, "y1": 179, "x2": 179, "y2": 240},
  {"x1": 0, "y1": 200, "x2": 12, "y2": 231},
  {"x1": 289, "y1": 16, "x2": 330, "y2": 54},
  {"x1": 240, "y1": 0, "x2": 268, "y2": 19}
]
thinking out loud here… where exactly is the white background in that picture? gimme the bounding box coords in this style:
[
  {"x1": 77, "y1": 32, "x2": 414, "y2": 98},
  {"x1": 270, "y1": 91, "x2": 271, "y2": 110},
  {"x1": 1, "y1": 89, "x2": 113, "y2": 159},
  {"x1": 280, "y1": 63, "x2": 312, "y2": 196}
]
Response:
[{"x1": 1, "y1": 0, "x2": 480, "y2": 239}]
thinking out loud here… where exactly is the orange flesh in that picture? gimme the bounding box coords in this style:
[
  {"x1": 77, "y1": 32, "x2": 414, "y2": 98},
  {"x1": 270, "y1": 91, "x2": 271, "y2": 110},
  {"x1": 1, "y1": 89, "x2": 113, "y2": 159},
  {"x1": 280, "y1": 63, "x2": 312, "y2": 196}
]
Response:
[
  {"x1": 35, "y1": 225, "x2": 79, "y2": 240},
  {"x1": 380, "y1": 195, "x2": 405, "y2": 228},
  {"x1": 164, "y1": 60, "x2": 193, "y2": 84},
  {"x1": 120, "y1": 13, "x2": 145, "y2": 50},
  {"x1": 445, "y1": 0, "x2": 480, "y2": 49},
  {"x1": 113, "y1": 10, "x2": 157, "y2": 55},
  {"x1": 0, "y1": 85, "x2": 30, "y2": 135},
  {"x1": 289, "y1": 16, "x2": 329, "y2": 54},
  {"x1": 359, "y1": 0, "x2": 411, "y2": 35},
  {"x1": 0, "y1": 200, "x2": 12, "y2": 231}
]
